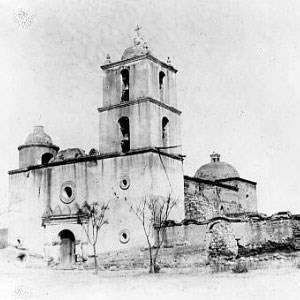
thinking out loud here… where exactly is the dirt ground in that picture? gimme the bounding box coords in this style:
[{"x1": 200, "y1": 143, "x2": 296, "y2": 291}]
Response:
[{"x1": 1, "y1": 258, "x2": 300, "y2": 300}]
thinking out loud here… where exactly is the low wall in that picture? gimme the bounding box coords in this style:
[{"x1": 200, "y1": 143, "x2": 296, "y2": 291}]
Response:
[
  {"x1": 0, "y1": 228, "x2": 8, "y2": 249},
  {"x1": 162, "y1": 212, "x2": 300, "y2": 258}
]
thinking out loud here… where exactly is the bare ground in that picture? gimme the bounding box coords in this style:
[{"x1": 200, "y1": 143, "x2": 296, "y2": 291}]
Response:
[{"x1": 1, "y1": 249, "x2": 300, "y2": 300}]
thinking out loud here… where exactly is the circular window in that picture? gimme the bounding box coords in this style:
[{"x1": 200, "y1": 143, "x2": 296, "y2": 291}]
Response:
[
  {"x1": 119, "y1": 175, "x2": 130, "y2": 190},
  {"x1": 60, "y1": 181, "x2": 76, "y2": 204},
  {"x1": 119, "y1": 229, "x2": 130, "y2": 244}
]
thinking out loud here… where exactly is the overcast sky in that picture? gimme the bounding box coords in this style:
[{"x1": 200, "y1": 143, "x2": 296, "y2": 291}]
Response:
[{"x1": 1, "y1": 0, "x2": 300, "y2": 215}]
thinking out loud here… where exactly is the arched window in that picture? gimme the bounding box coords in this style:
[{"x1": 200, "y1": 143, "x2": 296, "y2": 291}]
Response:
[
  {"x1": 162, "y1": 117, "x2": 169, "y2": 147},
  {"x1": 159, "y1": 71, "x2": 165, "y2": 100},
  {"x1": 118, "y1": 117, "x2": 130, "y2": 153},
  {"x1": 121, "y1": 69, "x2": 129, "y2": 102},
  {"x1": 41, "y1": 153, "x2": 53, "y2": 164}
]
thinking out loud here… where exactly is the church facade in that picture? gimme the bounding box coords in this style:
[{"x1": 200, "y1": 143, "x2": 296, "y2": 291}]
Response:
[{"x1": 8, "y1": 31, "x2": 257, "y2": 265}]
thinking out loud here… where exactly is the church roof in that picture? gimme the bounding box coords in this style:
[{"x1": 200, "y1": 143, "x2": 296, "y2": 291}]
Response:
[{"x1": 194, "y1": 152, "x2": 240, "y2": 181}]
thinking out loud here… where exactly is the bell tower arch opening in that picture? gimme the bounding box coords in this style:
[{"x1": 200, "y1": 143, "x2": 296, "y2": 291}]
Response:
[
  {"x1": 121, "y1": 69, "x2": 130, "y2": 102},
  {"x1": 58, "y1": 229, "x2": 75, "y2": 266},
  {"x1": 118, "y1": 117, "x2": 130, "y2": 153},
  {"x1": 162, "y1": 117, "x2": 169, "y2": 147},
  {"x1": 159, "y1": 71, "x2": 166, "y2": 100}
]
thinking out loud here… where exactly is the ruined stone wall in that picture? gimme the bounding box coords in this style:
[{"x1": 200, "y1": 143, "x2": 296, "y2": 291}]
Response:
[
  {"x1": 0, "y1": 228, "x2": 8, "y2": 248},
  {"x1": 184, "y1": 180, "x2": 219, "y2": 221},
  {"x1": 162, "y1": 214, "x2": 300, "y2": 259},
  {"x1": 184, "y1": 178, "x2": 240, "y2": 221},
  {"x1": 86, "y1": 215, "x2": 300, "y2": 271}
]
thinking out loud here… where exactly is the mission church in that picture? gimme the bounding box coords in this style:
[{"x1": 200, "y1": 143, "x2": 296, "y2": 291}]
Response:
[{"x1": 7, "y1": 28, "x2": 258, "y2": 265}]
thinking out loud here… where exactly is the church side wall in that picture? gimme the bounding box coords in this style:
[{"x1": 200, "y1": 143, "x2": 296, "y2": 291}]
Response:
[
  {"x1": 217, "y1": 186, "x2": 241, "y2": 214},
  {"x1": 8, "y1": 170, "x2": 47, "y2": 254},
  {"x1": 236, "y1": 181, "x2": 257, "y2": 213},
  {"x1": 184, "y1": 179, "x2": 240, "y2": 221},
  {"x1": 8, "y1": 151, "x2": 184, "y2": 259},
  {"x1": 217, "y1": 179, "x2": 257, "y2": 213}
]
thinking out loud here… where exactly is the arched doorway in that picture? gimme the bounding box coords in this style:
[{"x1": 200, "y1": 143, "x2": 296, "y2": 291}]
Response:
[{"x1": 59, "y1": 229, "x2": 75, "y2": 266}]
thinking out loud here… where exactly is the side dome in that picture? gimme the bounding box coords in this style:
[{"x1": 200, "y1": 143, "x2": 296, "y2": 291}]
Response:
[
  {"x1": 194, "y1": 153, "x2": 240, "y2": 181},
  {"x1": 25, "y1": 125, "x2": 53, "y2": 145}
]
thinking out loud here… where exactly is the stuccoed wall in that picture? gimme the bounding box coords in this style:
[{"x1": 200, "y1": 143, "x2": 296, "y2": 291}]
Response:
[
  {"x1": 19, "y1": 145, "x2": 58, "y2": 168},
  {"x1": 236, "y1": 181, "x2": 257, "y2": 213},
  {"x1": 217, "y1": 179, "x2": 257, "y2": 213},
  {"x1": 98, "y1": 100, "x2": 181, "y2": 154},
  {"x1": 8, "y1": 150, "x2": 184, "y2": 258},
  {"x1": 102, "y1": 58, "x2": 177, "y2": 107}
]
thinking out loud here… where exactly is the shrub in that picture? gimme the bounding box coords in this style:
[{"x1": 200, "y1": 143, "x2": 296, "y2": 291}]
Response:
[{"x1": 232, "y1": 259, "x2": 248, "y2": 273}]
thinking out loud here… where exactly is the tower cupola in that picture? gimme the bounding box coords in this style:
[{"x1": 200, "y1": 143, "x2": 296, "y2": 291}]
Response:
[
  {"x1": 18, "y1": 126, "x2": 59, "y2": 168},
  {"x1": 121, "y1": 25, "x2": 151, "y2": 60}
]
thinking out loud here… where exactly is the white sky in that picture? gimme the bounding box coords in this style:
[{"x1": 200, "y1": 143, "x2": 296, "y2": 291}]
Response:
[{"x1": 1, "y1": 0, "x2": 300, "y2": 215}]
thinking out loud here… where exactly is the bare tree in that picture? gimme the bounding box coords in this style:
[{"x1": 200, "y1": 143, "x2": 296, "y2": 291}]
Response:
[
  {"x1": 115, "y1": 192, "x2": 176, "y2": 273},
  {"x1": 80, "y1": 201, "x2": 109, "y2": 274}
]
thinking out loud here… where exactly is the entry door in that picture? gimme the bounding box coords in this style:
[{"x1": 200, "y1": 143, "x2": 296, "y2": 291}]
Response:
[{"x1": 60, "y1": 238, "x2": 74, "y2": 265}]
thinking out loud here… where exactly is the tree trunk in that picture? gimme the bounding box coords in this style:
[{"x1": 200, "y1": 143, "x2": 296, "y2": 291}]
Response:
[
  {"x1": 93, "y1": 244, "x2": 98, "y2": 274},
  {"x1": 153, "y1": 231, "x2": 161, "y2": 273},
  {"x1": 148, "y1": 241, "x2": 154, "y2": 273}
]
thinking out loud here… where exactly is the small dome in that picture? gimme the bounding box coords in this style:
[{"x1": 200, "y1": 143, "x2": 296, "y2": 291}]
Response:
[
  {"x1": 121, "y1": 45, "x2": 150, "y2": 60},
  {"x1": 194, "y1": 153, "x2": 240, "y2": 181},
  {"x1": 25, "y1": 126, "x2": 53, "y2": 145},
  {"x1": 121, "y1": 32, "x2": 151, "y2": 60}
]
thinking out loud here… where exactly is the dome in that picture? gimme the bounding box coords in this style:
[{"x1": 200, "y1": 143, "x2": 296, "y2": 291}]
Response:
[
  {"x1": 121, "y1": 45, "x2": 150, "y2": 60},
  {"x1": 194, "y1": 153, "x2": 240, "y2": 181},
  {"x1": 121, "y1": 32, "x2": 151, "y2": 61},
  {"x1": 25, "y1": 126, "x2": 53, "y2": 145}
]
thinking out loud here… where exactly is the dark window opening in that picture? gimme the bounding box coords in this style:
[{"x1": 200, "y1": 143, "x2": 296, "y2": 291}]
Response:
[
  {"x1": 118, "y1": 117, "x2": 130, "y2": 153},
  {"x1": 220, "y1": 206, "x2": 224, "y2": 215},
  {"x1": 159, "y1": 71, "x2": 165, "y2": 90},
  {"x1": 121, "y1": 69, "x2": 129, "y2": 102},
  {"x1": 162, "y1": 117, "x2": 169, "y2": 147},
  {"x1": 159, "y1": 71, "x2": 165, "y2": 100},
  {"x1": 41, "y1": 153, "x2": 53, "y2": 164},
  {"x1": 64, "y1": 186, "x2": 73, "y2": 198}
]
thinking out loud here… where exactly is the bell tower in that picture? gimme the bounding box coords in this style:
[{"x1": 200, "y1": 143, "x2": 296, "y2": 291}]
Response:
[{"x1": 98, "y1": 27, "x2": 182, "y2": 155}]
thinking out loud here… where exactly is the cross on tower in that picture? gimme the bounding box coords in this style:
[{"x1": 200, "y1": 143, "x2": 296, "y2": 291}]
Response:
[{"x1": 134, "y1": 24, "x2": 142, "y2": 37}]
